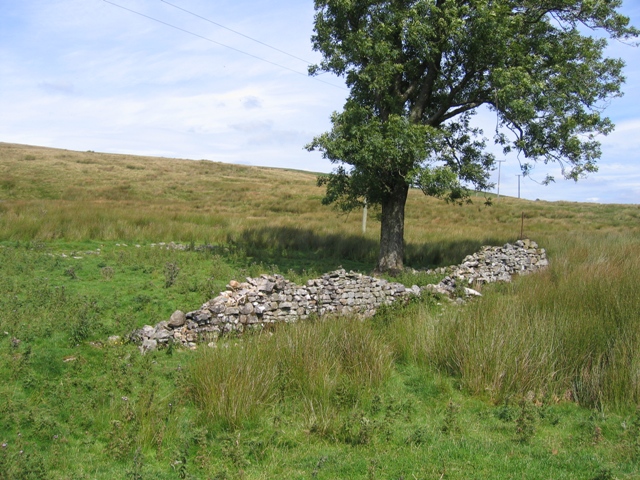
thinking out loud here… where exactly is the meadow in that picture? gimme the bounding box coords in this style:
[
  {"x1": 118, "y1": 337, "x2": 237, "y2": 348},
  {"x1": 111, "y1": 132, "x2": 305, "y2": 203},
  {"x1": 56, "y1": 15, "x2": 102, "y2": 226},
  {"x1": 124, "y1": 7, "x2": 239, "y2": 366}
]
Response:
[{"x1": 1, "y1": 142, "x2": 639, "y2": 479}]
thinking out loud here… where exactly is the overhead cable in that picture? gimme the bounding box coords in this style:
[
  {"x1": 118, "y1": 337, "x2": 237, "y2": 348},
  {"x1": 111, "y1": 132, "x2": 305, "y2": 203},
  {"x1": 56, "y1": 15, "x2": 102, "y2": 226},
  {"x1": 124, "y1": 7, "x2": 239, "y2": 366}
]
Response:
[
  {"x1": 159, "y1": 0, "x2": 314, "y2": 65},
  {"x1": 102, "y1": 0, "x2": 346, "y2": 91}
]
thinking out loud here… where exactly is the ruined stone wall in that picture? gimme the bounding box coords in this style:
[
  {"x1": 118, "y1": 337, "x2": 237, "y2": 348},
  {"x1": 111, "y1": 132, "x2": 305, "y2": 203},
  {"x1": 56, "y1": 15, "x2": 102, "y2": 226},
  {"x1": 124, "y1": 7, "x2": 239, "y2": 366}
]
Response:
[{"x1": 134, "y1": 239, "x2": 547, "y2": 352}]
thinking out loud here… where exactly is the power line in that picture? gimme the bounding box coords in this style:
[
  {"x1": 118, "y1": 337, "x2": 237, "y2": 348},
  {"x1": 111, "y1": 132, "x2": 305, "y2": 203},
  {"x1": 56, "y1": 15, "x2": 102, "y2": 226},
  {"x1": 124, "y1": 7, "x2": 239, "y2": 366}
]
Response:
[
  {"x1": 159, "y1": 0, "x2": 313, "y2": 65},
  {"x1": 102, "y1": 0, "x2": 346, "y2": 91}
]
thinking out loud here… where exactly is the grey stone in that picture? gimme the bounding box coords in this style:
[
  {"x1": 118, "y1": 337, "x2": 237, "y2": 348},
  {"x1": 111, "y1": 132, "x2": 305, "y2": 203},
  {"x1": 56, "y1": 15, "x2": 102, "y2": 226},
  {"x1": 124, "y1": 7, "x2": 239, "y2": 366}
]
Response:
[
  {"x1": 140, "y1": 338, "x2": 157, "y2": 354},
  {"x1": 167, "y1": 310, "x2": 187, "y2": 328},
  {"x1": 239, "y1": 303, "x2": 254, "y2": 315}
]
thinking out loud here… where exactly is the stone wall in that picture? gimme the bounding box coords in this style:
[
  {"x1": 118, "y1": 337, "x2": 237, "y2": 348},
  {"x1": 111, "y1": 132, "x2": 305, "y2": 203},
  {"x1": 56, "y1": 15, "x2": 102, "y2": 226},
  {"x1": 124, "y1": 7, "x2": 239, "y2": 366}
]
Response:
[{"x1": 134, "y1": 239, "x2": 547, "y2": 352}]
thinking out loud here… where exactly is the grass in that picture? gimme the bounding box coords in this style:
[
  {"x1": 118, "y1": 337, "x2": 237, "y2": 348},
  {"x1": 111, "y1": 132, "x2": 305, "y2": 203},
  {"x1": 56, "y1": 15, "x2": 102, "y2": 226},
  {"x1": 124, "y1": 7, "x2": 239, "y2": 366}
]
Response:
[
  {"x1": 426, "y1": 231, "x2": 640, "y2": 410},
  {"x1": 1, "y1": 142, "x2": 640, "y2": 478}
]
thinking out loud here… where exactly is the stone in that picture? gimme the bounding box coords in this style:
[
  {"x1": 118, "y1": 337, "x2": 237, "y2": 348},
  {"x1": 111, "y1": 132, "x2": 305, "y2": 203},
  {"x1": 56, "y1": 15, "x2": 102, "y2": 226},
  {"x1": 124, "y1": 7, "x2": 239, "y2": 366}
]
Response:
[
  {"x1": 257, "y1": 279, "x2": 276, "y2": 293},
  {"x1": 239, "y1": 303, "x2": 254, "y2": 315},
  {"x1": 140, "y1": 338, "x2": 157, "y2": 354},
  {"x1": 208, "y1": 303, "x2": 226, "y2": 315},
  {"x1": 152, "y1": 329, "x2": 173, "y2": 342},
  {"x1": 168, "y1": 310, "x2": 186, "y2": 328}
]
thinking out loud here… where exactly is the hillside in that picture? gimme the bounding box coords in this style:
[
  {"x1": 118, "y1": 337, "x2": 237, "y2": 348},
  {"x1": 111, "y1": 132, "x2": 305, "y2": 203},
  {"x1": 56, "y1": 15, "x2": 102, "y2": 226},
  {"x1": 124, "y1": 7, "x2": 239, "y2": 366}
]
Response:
[
  {"x1": 1, "y1": 142, "x2": 638, "y2": 268},
  {"x1": 1, "y1": 143, "x2": 639, "y2": 479}
]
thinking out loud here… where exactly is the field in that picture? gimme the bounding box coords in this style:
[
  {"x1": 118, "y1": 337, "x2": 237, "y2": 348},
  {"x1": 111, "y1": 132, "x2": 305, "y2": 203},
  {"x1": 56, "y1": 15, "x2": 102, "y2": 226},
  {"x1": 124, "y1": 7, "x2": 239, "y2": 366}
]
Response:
[{"x1": 1, "y1": 142, "x2": 639, "y2": 479}]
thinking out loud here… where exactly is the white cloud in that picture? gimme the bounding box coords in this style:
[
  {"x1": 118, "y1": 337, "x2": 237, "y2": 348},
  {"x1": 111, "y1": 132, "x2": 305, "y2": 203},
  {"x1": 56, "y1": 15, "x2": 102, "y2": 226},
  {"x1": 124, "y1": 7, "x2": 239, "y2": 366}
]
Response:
[{"x1": 0, "y1": 0, "x2": 637, "y2": 203}]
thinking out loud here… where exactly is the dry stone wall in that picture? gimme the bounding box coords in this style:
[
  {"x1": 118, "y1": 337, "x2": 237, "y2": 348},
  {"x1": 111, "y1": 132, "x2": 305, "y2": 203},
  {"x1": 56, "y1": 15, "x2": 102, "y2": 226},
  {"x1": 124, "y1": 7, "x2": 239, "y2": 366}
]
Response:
[
  {"x1": 424, "y1": 238, "x2": 549, "y2": 295},
  {"x1": 134, "y1": 239, "x2": 547, "y2": 352}
]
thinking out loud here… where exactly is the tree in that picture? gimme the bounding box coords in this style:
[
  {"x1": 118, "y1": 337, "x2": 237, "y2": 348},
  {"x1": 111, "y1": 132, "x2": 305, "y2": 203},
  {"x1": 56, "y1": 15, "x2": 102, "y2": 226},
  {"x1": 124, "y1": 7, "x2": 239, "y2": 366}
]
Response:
[{"x1": 306, "y1": 0, "x2": 637, "y2": 273}]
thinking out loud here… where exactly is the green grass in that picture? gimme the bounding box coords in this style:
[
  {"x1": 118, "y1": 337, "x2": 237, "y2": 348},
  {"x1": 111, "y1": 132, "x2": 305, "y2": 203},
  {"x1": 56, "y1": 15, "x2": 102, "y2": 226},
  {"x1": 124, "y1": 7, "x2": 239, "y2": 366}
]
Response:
[
  {"x1": 1, "y1": 143, "x2": 640, "y2": 478},
  {"x1": 427, "y1": 231, "x2": 640, "y2": 410}
]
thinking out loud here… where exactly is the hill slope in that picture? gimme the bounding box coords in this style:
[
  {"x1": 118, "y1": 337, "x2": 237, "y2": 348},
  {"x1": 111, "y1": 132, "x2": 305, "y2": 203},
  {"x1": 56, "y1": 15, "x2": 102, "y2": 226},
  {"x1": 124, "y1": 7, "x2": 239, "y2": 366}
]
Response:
[{"x1": 1, "y1": 143, "x2": 640, "y2": 479}]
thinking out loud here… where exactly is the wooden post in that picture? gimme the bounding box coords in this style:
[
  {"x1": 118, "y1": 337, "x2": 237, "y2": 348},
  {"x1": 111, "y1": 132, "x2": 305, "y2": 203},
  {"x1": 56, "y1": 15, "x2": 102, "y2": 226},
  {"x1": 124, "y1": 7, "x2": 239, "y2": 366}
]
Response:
[
  {"x1": 496, "y1": 160, "x2": 506, "y2": 200},
  {"x1": 362, "y1": 200, "x2": 368, "y2": 234}
]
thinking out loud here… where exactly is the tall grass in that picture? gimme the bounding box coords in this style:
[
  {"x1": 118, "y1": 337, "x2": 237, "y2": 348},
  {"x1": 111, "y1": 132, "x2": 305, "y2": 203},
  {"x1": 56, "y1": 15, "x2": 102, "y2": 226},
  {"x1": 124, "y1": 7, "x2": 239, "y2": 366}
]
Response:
[
  {"x1": 187, "y1": 317, "x2": 393, "y2": 428},
  {"x1": 428, "y1": 231, "x2": 640, "y2": 410}
]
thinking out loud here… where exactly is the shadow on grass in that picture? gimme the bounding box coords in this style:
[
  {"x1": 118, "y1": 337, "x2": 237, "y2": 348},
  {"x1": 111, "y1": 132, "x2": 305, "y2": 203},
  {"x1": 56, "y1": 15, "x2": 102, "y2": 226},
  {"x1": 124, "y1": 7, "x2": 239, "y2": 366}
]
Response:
[{"x1": 227, "y1": 226, "x2": 505, "y2": 274}]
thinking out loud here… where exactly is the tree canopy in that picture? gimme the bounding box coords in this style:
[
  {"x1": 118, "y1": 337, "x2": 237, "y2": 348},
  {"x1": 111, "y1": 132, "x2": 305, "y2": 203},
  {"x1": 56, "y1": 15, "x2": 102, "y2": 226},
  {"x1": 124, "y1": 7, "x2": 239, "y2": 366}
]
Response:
[{"x1": 306, "y1": 0, "x2": 637, "y2": 273}]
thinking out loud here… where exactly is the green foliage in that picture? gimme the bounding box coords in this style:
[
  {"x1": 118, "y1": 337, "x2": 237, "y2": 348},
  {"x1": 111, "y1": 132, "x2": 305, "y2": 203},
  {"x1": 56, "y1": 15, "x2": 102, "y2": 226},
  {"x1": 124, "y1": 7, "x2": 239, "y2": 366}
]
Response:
[
  {"x1": 515, "y1": 395, "x2": 537, "y2": 443},
  {"x1": 308, "y1": 0, "x2": 637, "y2": 269},
  {"x1": 310, "y1": 0, "x2": 636, "y2": 185},
  {"x1": 441, "y1": 400, "x2": 461, "y2": 435},
  {"x1": 164, "y1": 261, "x2": 180, "y2": 288}
]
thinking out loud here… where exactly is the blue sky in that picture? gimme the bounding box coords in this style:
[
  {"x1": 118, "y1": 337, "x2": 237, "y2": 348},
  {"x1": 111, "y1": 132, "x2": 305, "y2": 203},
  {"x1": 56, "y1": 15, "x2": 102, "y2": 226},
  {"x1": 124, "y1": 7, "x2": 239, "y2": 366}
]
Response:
[{"x1": 1, "y1": 0, "x2": 639, "y2": 203}]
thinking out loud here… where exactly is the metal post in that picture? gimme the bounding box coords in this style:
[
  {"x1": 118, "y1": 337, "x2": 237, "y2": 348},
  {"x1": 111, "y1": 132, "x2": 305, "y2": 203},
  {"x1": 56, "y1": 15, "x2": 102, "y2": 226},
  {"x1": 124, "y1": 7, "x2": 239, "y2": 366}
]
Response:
[{"x1": 516, "y1": 174, "x2": 521, "y2": 199}]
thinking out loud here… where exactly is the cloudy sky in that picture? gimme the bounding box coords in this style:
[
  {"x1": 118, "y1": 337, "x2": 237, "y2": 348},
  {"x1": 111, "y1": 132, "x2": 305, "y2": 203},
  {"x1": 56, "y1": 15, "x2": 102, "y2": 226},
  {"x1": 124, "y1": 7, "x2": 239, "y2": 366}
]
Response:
[{"x1": 1, "y1": 0, "x2": 639, "y2": 203}]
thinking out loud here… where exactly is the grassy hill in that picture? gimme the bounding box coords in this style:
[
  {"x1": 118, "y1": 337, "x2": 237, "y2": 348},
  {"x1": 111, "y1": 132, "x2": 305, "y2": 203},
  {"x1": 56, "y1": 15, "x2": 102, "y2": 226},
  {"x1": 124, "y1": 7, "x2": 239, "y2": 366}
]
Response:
[{"x1": 1, "y1": 143, "x2": 639, "y2": 479}]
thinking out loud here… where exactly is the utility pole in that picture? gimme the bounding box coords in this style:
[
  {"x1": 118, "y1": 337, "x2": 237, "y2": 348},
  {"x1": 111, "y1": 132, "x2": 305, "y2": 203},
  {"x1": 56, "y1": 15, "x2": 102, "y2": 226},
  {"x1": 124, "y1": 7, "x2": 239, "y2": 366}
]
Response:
[
  {"x1": 496, "y1": 160, "x2": 506, "y2": 200},
  {"x1": 516, "y1": 174, "x2": 521, "y2": 199}
]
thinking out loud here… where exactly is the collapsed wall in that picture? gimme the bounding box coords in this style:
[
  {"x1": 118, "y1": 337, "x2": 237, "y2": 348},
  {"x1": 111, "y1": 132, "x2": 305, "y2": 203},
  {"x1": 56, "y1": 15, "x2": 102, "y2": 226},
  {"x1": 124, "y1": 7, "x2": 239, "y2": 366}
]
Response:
[{"x1": 133, "y1": 239, "x2": 547, "y2": 352}]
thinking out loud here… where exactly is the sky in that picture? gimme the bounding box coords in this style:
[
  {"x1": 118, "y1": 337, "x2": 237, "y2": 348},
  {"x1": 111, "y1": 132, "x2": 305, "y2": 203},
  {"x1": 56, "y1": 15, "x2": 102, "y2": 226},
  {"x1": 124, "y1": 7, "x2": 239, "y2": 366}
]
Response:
[{"x1": 1, "y1": 0, "x2": 639, "y2": 204}]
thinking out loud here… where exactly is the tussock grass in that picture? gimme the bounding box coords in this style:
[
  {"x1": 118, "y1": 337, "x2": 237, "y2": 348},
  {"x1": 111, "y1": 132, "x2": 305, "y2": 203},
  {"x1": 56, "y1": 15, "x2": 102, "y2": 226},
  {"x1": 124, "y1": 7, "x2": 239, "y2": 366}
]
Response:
[
  {"x1": 187, "y1": 317, "x2": 393, "y2": 428},
  {"x1": 428, "y1": 231, "x2": 640, "y2": 410},
  {"x1": 188, "y1": 340, "x2": 279, "y2": 429}
]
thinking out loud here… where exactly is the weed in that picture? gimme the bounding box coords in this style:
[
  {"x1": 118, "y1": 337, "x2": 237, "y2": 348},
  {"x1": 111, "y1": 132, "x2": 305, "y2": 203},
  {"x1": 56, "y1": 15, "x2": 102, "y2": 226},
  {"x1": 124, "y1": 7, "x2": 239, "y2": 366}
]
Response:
[
  {"x1": 406, "y1": 425, "x2": 431, "y2": 445},
  {"x1": 338, "y1": 411, "x2": 373, "y2": 445},
  {"x1": 64, "y1": 266, "x2": 78, "y2": 279},
  {"x1": 69, "y1": 316, "x2": 91, "y2": 346},
  {"x1": 312, "y1": 455, "x2": 328, "y2": 478},
  {"x1": 628, "y1": 406, "x2": 640, "y2": 458},
  {"x1": 172, "y1": 441, "x2": 189, "y2": 479},
  {"x1": 515, "y1": 394, "x2": 537, "y2": 443},
  {"x1": 220, "y1": 433, "x2": 249, "y2": 469},
  {"x1": 101, "y1": 266, "x2": 115, "y2": 280},
  {"x1": 191, "y1": 426, "x2": 210, "y2": 469},
  {"x1": 164, "y1": 262, "x2": 180, "y2": 288},
  {"x1": 593, "y1": 425, "x2": 603, "y2": 444},
  {"x1": 496, "y1": 397, "x2": 518, "y2": 422},
  {"x1": 127, "y1": 447, "x2": 144, "y2": 480},
  {"x1": 590, "y1": 467, "x2": 614, "y2": 480},
  {"x1": 367, "y1": 458, "x2": 379, "y2": 480},
  {"x1": 441, "y1": 400, "x2": 460, "y2": 434},
  {"x1": 107, "y1": 420, "x2": 135, "y2": 461}
]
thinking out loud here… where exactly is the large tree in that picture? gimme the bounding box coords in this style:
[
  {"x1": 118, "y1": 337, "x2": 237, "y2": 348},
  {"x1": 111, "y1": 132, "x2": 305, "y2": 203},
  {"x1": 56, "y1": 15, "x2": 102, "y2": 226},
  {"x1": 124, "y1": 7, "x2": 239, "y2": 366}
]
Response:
[{"x1": 306, "y1": 0, "x2": 637, "y2": 273}]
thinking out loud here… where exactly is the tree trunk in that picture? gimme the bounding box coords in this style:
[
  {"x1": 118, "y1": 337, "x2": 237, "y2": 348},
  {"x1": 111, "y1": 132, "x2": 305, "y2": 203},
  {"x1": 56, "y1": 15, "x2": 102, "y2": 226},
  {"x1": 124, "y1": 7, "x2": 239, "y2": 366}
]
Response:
[{"x1": 376, "y1": 181, "x2": 409, "y2": 274}]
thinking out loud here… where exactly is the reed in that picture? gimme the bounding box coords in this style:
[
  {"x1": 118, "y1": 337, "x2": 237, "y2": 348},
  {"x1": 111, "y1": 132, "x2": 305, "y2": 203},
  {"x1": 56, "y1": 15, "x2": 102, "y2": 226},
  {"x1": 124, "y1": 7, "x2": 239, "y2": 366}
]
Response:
[
  {"x1": 187, "y1": 316, "x2": 392, "y2": 428},
  {"x1": 427, "y1": 231, "x2": 640, "y2": 409}
]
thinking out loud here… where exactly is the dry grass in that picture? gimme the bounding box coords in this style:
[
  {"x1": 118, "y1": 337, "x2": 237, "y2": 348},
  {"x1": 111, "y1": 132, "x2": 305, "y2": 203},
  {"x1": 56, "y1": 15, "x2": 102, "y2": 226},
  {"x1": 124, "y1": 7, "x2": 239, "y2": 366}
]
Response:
[{"x1": 2, "y1": 142, "x2": 638, "y2": 270}]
